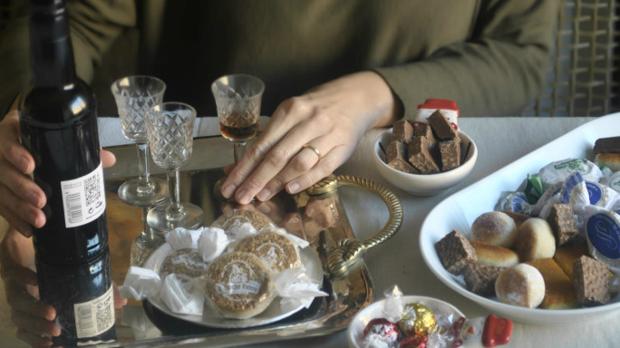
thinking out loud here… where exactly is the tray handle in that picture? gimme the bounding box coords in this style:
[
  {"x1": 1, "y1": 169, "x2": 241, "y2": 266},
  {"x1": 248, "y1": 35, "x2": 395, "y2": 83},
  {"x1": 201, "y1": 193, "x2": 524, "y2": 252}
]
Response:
[{"x1": 307, "y1": 175, "x2": 403, "y2": 277}]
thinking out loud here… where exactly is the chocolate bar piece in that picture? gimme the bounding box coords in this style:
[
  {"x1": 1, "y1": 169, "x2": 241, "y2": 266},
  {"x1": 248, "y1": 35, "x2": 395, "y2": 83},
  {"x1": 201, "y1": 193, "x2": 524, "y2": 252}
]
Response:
[
  {"x1": 411, "y1": 122, "x2": 436, "y2": 147},
  {"x1": 547, "y1": 204, "x2": 578, "y2": 246},
  {"x1": 393, "y1": 119, "x2": 414, "y2": 144},
  {"x1": 573, "y1": 255, "x2": 611, "y2": 306},
  {"x1": 439, "y1": 137, "x2": 461, "y2": 171},
  {"x1": 386, "y1": 140, "x2": 417, "y2": 173},
  {"x1": 428, "y1": 110, "x2": 457, "y2": 140},
  {"x1": 463, "y1": 263, "x2": 502, "y2": 296},
  {"x1": 435, "y1": 230, "x2": 477, "y2": 275},
  {"x1": 408, "y1": 136, "x2": 440, "y2": 174},
  {"x1": 593, "y1": 136, "x2": 620, "y2": 154}
]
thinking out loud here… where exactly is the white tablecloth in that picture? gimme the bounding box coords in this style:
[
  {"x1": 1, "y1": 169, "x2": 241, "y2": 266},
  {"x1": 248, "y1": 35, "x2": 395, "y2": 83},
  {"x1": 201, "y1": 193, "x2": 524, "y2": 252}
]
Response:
[{"x1": 99, "y1": 116, "x2": 619, "y2": 348}]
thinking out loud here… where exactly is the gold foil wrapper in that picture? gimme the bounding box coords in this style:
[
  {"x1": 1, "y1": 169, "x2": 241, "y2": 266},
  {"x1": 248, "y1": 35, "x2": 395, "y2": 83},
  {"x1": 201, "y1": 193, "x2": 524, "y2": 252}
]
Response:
[{"x1": 398, "y1": 303, "x2": 437, "y2": 337}]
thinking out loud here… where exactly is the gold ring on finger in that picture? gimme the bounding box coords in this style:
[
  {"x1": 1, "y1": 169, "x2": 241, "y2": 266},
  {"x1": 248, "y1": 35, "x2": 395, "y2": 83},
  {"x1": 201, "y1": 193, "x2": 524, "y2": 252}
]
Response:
[{"x1": 302, "y1": 144, "x2": 321, "y2": 159}]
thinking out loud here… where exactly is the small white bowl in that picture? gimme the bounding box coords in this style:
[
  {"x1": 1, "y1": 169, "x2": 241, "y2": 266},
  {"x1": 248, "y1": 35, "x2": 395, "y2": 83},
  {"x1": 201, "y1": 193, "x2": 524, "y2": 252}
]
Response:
[
  {"x1": 347, "y1": 295, "x2": 465, "y2": 348},
  {"x1": 373, "y1": 129, "x2": 478, "y2": 196}
]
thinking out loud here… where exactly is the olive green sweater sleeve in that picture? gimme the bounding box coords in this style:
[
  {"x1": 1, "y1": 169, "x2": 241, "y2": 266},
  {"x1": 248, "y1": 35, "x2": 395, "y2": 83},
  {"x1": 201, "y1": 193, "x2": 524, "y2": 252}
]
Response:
[
  {"x1": 375, "y1": 0, "x2": 560, "y2": 117},
  {"x1": 0, "y1": 0, "x2": 135, "y2": 113}
]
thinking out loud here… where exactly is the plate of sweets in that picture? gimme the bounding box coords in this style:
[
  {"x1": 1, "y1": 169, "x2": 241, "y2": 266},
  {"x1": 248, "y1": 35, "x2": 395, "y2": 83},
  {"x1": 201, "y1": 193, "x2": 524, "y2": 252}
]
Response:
[
  {"x1": 420, "y1": 113, "x2": 620, "y2": 324},
  {"x1": 120, "y1": 209, "x2": 327, "y2": 328},
  {"x1": 347, "y1": 286, "x2": 513, "y2": 348}
]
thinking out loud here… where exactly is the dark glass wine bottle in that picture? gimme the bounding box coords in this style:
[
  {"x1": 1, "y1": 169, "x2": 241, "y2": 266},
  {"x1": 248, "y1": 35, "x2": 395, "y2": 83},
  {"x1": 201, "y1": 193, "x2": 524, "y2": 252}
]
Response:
[
  {"x1": 20, "y1": 0, "x2": 109, "y2": 265},
  {"x1": 36, "y1": 251, "x2": 117, "y2": 346},
  {"x1": 19, "y1": 0, "x2": 117, "y2": 345}
]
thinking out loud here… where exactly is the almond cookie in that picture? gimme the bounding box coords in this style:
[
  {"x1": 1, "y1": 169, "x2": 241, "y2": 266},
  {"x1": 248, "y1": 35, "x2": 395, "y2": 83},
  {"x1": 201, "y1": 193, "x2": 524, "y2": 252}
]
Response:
[
  {"x1": 235, "y1": 231, "x2": 301, "y2": 273},
  {"x1": 205, "y1": 252, "x2": 274, "y2": 319}
]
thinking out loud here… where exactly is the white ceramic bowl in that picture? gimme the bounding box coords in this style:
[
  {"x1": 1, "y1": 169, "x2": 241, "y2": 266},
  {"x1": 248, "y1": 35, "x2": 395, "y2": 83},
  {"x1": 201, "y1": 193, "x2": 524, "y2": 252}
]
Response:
[
  {"x1": 347, "y1": 295, "x2": 465, "y2": 348},
  {"x1": 419, "y1": 113, "x2": 620, "y2": 324},
  {"x1": 373, "y1": 129, "x2": 478, "y2": 196}
]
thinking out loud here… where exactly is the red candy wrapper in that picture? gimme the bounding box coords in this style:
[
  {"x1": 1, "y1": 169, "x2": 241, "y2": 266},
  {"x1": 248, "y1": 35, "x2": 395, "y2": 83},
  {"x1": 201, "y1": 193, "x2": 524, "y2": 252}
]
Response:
[{"x1": 363, "y1": 318, "x2": 401, "y2": 347}]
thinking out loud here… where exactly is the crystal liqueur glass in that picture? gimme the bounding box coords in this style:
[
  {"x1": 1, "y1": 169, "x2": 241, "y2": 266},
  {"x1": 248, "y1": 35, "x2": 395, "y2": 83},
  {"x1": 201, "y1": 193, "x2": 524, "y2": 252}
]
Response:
[
  {"x1": 211, "y1": 74, "x2": 264, "y2": 163},
  {"x1": 111, "y1": 75, "x2": 168, "y2": 206},
  {"x1": 145, "y1": 102, "x2": 203, "y2": 230}
]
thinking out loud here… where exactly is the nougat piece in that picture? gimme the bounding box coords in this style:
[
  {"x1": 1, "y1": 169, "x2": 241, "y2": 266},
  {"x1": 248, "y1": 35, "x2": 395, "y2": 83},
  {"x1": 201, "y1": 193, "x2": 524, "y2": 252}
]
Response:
[
  {"x1": 439, "y1": 137, "x2": 461, "y2": 171},
  {"x1": 547, "y1": 204, "x2": 579, "y2": 246},
  {"x1": 408, "y1": 136, "x2": 440, "y2": 174},
  {"x1": 553, "y1": 241, "x2": 588, "y2": 280},
  {"x1": 435, "y1": 230, "x2": 477, "y2": 275},
  {"x1": 463, "y1": 263, "x2": 502, "y2": 296},
  {"x1": 428, "y1": 110, "x2": 458, "y2": 140},
  {"x1": 528, "y1": 258, "x2": 577, "y2": 309},
  {"x1": 393, "y1": 119, "x2": 414, "y2": 144},
  {"x1": 411, "y1": 122, "x2": 436, "y2": 147},
  {"x1": 386, "y1": 140, "x2": 417, "y2": 173},
  {"x1": 573, "y1": 255, "x2": 612, "y2": 306}
]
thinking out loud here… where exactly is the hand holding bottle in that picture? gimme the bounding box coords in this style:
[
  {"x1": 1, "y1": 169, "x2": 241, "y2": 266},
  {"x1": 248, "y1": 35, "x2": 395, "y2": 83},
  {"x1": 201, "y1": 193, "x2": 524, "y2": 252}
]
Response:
[{"x1": 0, "y1": 110, "x2": 116, "y2": 236}]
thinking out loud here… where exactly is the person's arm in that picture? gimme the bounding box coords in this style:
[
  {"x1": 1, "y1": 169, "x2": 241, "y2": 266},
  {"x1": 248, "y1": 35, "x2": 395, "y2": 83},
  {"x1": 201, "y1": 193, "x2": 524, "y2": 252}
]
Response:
[
  {"x1": 375, "y1": 0, "x2": 560, "y2": 117},
  {"x1": 0, "y1": 0, "x2": 136, "y2": 115}
]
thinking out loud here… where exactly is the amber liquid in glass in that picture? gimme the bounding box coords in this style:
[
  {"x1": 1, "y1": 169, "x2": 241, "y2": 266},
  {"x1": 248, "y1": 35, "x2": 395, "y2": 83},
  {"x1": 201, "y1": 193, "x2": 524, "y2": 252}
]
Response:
[{"x1": 219, "y1": 113, "x2": 258, "y2": 142}]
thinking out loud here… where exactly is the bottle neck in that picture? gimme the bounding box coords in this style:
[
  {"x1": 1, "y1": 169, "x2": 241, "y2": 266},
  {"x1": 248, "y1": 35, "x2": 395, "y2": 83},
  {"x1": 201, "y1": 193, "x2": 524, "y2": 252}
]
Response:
[{"x1": 29, "y1": 0, "x2": 76, "y2": 87}]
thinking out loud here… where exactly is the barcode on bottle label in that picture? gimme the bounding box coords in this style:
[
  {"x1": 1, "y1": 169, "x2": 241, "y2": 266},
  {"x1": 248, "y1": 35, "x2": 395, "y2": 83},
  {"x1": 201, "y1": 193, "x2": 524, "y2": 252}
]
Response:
[
  {"x1": 74, "y1": 285, "x2": 115, "y2": 339},
  {"x1": 60, "y1": 162, "x2": 106, "y2": 228}
]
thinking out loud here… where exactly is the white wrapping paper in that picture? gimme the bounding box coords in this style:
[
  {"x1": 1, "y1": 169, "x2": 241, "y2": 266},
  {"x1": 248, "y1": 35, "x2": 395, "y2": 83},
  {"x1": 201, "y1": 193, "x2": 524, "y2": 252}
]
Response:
[
  {"x1": 269, "y1": 226, "x2": 310, "y2": 249},
  {"x1": 159, "y1": 274, "x2": 204, "y2": 316},
  {"x1": 226, "y1": 221, "x2": 258, "y2": 241},
  {"x1": 274, "y1": 267, "x2": 327, "y2": 309},
  {"x1": 120, "y1": 266, "x2": 161, "y2": 300},
  {"x1": 198, "y1": 227, "x2": 229, "y2": 262},
  {"x1": 165, "y1": 227, "x2": 203, "y2": 250}
]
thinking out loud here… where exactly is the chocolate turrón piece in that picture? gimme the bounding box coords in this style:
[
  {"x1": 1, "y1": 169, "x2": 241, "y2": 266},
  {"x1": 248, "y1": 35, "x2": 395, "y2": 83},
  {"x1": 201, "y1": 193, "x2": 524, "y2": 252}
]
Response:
[
  {"x1": 593, "y1": 136, "x2": 620, "y2": 154},
  {"x1": 573, "y1": 255, "x2": 611, "y2": 306},
  {"x1": 428, "y1": 110, "x2": 458, "y2": 140},
  {"x1": 386, "y1": 140, "x2": 417, "y2": 173},
  {"x1": 435, "y1": 230, "x2": 477, "y2": 275},
  {"x1": 411, "y1": 122, "x2": 436, "y2": 147},
  {"x1": 393, "y1": 119, "x2": 414, "y2": 144},
  {"x1": 408, "y1": 136, "x2": 440, "y2": 174},
  {"x1": 463, "y1": 263, "x2": 502, "y2": 296},
  {"x1": 547, "y1": 204, "x2": 578, "y2": 246},
  {"x1": 439, "y1": 138, "x2": 461, "y2": 171}
]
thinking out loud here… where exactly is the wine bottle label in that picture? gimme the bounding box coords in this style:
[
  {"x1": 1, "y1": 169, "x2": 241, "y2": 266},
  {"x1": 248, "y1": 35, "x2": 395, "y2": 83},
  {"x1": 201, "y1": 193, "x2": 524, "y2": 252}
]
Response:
[
  {"x1": 60, "y1": 162, "x2": 106, "y2": 228},
  {"x1": 74, "y1": 285, "x2": 115, "y2": 338}
]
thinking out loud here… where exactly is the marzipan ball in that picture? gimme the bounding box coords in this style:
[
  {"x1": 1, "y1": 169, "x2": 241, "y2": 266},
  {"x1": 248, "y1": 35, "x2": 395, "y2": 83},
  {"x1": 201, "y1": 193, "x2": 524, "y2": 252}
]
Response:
[
  {"x1": 471, "y1": 211, "x2": 517, "y2": 247},
  {"x1": 515, "y1": 218, "x2": 556, "y2": 261},
  {"x1": 495, "y1": 263, "x2": 545, "y2": 308}
]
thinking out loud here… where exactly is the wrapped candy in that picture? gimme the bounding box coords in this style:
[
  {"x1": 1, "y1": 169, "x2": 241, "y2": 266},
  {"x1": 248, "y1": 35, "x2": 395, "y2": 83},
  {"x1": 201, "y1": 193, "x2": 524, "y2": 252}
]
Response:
[
  {"x1": 354, "y1": 286, "x2": 512, "y2": 348},
  {"x1": 165, "y1": 227, "x2": 203, "y2": 250},
  {"x1": 198, "y1": 227, "x2": 228, "y2": 262},
  {"x1": 398, "y1": 303, "x2": 437, "y2": 338},
  {"x1": 496, "y1": 191, "x2": 532, "y2": 215},
  {"x1": 538, "y1": 158, "x2": 603, "y2": 188},
  {"x1": 608, "y1": 171, "x2": 620, "y2": 193},
  {"x1": 363, "y1": 318, "x2": 401, "y2": 348}
]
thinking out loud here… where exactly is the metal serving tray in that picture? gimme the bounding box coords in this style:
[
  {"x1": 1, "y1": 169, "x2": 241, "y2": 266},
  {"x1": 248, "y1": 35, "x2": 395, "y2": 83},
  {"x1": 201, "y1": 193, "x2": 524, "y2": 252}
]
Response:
[{"x1": 100, "y1": 136, "x2": 401, "y2": 347}]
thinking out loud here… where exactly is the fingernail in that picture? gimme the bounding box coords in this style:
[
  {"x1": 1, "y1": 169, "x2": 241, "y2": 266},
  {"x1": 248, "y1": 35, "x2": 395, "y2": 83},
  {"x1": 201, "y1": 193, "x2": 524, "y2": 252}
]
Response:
[
  {"x1": 21, "y1": 225, "x2": 33, "y2": 237},
  {"x1": 20, "y1": 156, "x2": 31, "y2": 173},
  {"x1": 28, "y1": 192, "x2": 41, "y2": 207},
  {"x1": 235, "y1": 189, "x2": 252, "y2": 205},
  {"x1": 33, "y1": 212, "x2": 45, "y2": 228},
  {"x1": 46, "y1": 307, "x2": 57, "y2": 321},
  {"x1": 52, "y1": 324, "x2": 61, "y2": 336},
  {"x1": 287, "y1": 182, "x2": 301, "y2": 194},
  {"x1": 221, "y1": 184, "x2": 235, "y2": 198},
  {"x1": 256, "y1": 189, "x2": 271, "y2": 201}
]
